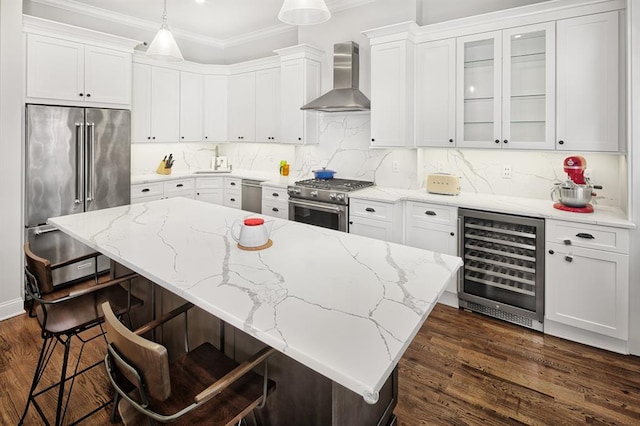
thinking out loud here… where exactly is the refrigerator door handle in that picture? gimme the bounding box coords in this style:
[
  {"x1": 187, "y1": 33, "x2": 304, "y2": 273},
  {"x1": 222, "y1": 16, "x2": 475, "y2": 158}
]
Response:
[
  {"x1": 86, "y1": 122, "x2": 95, "y2": 203},
  {"x1": 74, "y1": 122, "x2": 84, "y2": 205},
  {"x1": 34, "y1": 226, "x2": 59, "y2": 236}
]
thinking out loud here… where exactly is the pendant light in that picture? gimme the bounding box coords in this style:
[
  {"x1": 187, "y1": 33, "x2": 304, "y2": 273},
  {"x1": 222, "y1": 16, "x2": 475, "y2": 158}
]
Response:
[
  {"x1": 146, "y1": 0, "x2": 183, "y2": 62},
  {"x1": 278, "y1": 0, "x2": 331, "y2": 26}
]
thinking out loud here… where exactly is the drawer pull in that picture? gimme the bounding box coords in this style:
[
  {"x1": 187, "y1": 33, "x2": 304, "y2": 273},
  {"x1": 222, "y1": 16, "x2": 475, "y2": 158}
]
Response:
[
  {"x1": 548, "y1": 250, "x2": 554, "y2": 255},
  {"x1": 424, "y1": 211, "x2": 437, "y2": 216},
  {"x1": 230, "y1": 198, "x2": 236, "y2": 202},
  {"x1": 563, "y1": 239, "x2": 571, "y2": 245},
  {"x1": 272, "y1": 208, "x2": 279, "y2": 212},
  {"x1": 141, "y1": 188, "x2": 150, "y2": 193},
  {"x1": 450, "y1": 232, "x2": 454, "y2": 236},
  {"x1": 230, "y1": 182, "x2": 236, "y2": 186},
  {"x1": 176, "y1": 184, "x2": 184, "y2": 188},
  {"x1": 272, "y1": 193, "x2": 279, "y2": 197},
  {"x1": 365, "y1": 207, "x2": 376, "y2": 213},
  {"x1": 576, "y1": 233, "x2": 595, "y2": 240},
  {"x1": 564, "y1": 256, "x2": 573, "y2": 263}
]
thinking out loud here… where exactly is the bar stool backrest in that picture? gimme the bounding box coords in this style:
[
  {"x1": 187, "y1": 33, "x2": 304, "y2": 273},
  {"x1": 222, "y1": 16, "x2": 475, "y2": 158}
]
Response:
[
  {"x1": 103, "y1": 302, "x2": 172, "y2": 401},
  {"x1": 24, "y1": 243, "x2": 55, "y2": 295}
]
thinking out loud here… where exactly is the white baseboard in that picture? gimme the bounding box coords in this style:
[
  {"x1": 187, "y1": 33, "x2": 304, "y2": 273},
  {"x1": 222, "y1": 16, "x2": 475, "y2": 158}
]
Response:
[
  {"x1": 437, "y1": 291, "x2": 459, "y2": 309},
  {"x1": 544, "y1": 319, "x2": 628, "y2": 355},
  {"x1": 0, "y1": 297, "x2": 25, "y2": 321}
]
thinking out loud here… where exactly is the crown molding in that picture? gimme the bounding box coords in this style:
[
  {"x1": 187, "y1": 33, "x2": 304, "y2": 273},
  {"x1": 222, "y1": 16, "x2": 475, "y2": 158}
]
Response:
[{"x1": 327, "y1": 0, "x2": 376, "y2": 13}]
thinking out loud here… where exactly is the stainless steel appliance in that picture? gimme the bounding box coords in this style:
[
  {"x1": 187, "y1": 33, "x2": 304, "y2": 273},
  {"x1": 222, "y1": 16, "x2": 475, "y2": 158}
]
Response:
[
  {"x1": 241, "y1": 179, "x2": 262, "y2": 213},
  {"x1": 458, "y1": 209, "x2": 545, "y2": 331},
  {"x1": 25, "y1": 104, "x2": 131, "y2": 285},
  {"x1": 287, "y1": 178, "x2": 374, "y2": 232}
]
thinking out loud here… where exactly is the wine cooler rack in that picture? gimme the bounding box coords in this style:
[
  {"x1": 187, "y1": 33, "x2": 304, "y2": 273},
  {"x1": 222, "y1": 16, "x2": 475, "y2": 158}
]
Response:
[{"x1": 458, "y1": 209, "x2": 545, "y2": 331}]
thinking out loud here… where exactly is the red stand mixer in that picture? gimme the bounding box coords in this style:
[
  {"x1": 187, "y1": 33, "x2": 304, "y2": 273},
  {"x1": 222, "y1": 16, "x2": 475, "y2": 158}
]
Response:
[{"x1": 551, "y1": 156, "x2": 601, "y2": 213}]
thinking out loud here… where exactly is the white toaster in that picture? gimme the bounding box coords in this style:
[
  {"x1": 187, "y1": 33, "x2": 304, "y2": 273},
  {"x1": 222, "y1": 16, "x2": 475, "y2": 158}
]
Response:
[{"x1": 426, "y1": 173, "x2": 460, "y2": 195}]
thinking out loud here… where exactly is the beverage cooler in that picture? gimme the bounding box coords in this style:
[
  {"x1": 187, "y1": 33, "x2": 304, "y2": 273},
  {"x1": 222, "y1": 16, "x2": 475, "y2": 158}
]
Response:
[{"x1": 458, "y1": 208, "x2": 545, "y2": 331}]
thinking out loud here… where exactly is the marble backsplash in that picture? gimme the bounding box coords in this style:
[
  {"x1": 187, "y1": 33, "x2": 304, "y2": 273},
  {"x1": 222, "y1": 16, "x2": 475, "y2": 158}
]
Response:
[{"x1": 131, "y1": 113, "x2": 626, "y2": 209}]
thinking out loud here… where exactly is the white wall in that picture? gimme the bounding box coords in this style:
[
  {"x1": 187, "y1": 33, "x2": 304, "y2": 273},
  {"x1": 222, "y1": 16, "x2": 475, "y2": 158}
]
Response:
[
  {"x1": 626, "y1": 0, "x2": 640, "y2": 354},
  {"x1": 0, "y1": 1, "x2": 25, "y2": 319}
]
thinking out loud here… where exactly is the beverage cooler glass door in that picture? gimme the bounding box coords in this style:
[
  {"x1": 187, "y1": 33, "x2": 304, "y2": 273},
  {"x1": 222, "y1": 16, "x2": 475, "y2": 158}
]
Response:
[{"x1": 458, "y1": 209, "x2": 545, "y2": 322}]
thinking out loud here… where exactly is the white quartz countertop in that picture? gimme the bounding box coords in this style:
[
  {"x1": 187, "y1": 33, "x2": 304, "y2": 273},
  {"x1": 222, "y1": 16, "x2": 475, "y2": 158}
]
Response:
[
  {"x1": 49, "y1": 197, "x2": 462, "y2": 403},
  {"x1": 131, "y1": 170, "x2": 293, "y2": 188},
  {"x1": 349, "y1": 187, "x2": 635, "y2": 229}
]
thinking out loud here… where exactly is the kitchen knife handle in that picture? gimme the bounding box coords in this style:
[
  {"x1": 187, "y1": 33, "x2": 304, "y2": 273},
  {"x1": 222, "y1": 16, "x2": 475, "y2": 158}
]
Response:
[
  {"x1": 86, "y1": 122, "x2": 96, "y2": 202},
  {"x1": 75, "y1": 122, "x2": 84, "y2": 205}
]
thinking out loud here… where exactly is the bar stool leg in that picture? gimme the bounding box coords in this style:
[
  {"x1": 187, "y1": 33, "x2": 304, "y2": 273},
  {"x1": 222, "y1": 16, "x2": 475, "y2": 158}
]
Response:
[
  {"x1": 18, "y1": 335, "x2": 51, "y2": 425},
  {"x1": 55, "y1": 336, "x2": 72, "y2": 425}
]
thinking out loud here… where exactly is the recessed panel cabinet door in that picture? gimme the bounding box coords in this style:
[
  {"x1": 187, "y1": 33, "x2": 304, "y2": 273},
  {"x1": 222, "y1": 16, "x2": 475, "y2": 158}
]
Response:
[
  {"x1": 151, "y1": 67, "x2": 180, "y2": 142},
  {"x1": 132, "y1": 63, "x2": 152, "y2": 142},
  {"x1": 415, "y1": 39, "x2": 456, "y2": 147},
  {"x1": 228, "y1": 72, "x2": 256, "y2": 142},
  {"x1": 545, "y1": 242, "x2": 629, "y2": 339},
  {"x1": 84, "y1": 46, "x2": 132, "y2": 105},
  {"x1": 179, "y1": 72, "x2": 204, "y2": 142},
  {"x1": 27, "y1": 34, "x2": 84, "y2": 102},
  {"x1": 255, "y1": 67, "x2": 280, "y2": 142},
  {"x1": 556, "y1": 11, "x2": 619, "y2": 152},
  {"x1": 203, "y1": 75, "x2": 228, "y2": 142}
]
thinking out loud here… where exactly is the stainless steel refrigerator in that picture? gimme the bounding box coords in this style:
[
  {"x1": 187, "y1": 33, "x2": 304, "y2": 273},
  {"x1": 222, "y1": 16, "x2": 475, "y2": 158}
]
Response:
[{"x1": 25, "y1": 104, "x2": 131, "y2": 286}]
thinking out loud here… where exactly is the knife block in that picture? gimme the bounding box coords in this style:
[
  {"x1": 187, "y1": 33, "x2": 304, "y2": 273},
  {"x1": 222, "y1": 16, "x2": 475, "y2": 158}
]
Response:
[{"x1": 156, "y1": 160, "x2": 172, "y2": 175}]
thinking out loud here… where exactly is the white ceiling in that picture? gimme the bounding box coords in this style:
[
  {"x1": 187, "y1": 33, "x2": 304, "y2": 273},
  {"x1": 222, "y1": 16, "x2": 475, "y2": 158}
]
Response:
[{"x1": 29, "y1": 0, "x2": 369, "y2": 44}]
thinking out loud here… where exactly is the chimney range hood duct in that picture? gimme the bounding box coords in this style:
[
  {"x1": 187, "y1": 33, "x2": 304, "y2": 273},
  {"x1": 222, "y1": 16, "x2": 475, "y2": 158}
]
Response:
[{"x1": 301, "y1": 41, "x2": 370, "y2": 112}]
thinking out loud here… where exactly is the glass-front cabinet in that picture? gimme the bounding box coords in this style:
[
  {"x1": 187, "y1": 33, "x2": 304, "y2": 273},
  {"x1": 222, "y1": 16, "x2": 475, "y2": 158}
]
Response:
[{"x1": 456, "y1": 23, "x2": 555, "y2": 149}]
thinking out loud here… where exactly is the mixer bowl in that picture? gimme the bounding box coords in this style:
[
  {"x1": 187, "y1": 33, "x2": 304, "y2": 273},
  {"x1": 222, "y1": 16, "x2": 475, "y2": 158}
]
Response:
[{"x1": 551, "y1": 183, "x2": 594, "y2": 207}]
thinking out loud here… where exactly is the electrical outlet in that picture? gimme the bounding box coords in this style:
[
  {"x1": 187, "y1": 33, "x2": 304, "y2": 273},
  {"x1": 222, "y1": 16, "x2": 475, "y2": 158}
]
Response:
[
  {"x1": 392, "y1": 161, "x2": 400, "y2": 173},
  {"x1": 502, "y1": 165, "x2": 512, "y2": 179}
]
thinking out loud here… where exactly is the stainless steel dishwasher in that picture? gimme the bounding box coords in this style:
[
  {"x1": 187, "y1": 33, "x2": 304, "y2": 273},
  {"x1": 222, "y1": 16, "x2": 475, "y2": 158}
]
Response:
[{"x1": 241, "y1": 179, "x2": 262, "y2": 213}]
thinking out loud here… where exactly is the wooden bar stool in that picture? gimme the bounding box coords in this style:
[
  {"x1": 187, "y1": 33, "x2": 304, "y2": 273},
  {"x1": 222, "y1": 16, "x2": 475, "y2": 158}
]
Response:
[
  {"x1": 102, "y1": 301, "x2": 276, "y2": 425},
  {"x1": 19, "y1": 243, "x2": 143, "y2": 425}
]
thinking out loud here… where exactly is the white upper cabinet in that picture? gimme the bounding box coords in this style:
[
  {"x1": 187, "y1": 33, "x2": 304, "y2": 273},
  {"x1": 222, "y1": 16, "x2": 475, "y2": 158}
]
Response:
[
  {"x1": 27, "y1": 33, "x2": 132, "y2": 107},
  {"x1": 415, "y1": 39, "x2": 456, "y2": 147},
  {"x1": 456, "y1": 23, "x2": 555, "y2": 150},
  {"x1": 179, "y1": 72, "x2": 204, "y2": 142},
  {"x1": 277, "y1": 45, "x2": 322, "y2": 145},
  {"x1": 132, "y1": 63, "x2": 180, "y2": 143},
  {"x1": 203, "y1": 75, "x2": 228, "y2": 142},
  {"x1": 227, "y1": 72, "x2": 256, "y2": 142},
  {"x1": 255, "y1": 67, "x2": 281, "y2": 142},
  {"x1": 556, "y1": 11, "x2": 619, "y2": 152},
  {"x1": 370, "y1": 40, "x2": 414, "y2": 147}
]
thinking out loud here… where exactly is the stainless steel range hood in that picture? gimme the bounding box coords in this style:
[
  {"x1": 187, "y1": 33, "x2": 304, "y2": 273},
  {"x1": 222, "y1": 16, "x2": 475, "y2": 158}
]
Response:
[{"x1": 301, "y1": 41, "x2": 370, "y2": 112}]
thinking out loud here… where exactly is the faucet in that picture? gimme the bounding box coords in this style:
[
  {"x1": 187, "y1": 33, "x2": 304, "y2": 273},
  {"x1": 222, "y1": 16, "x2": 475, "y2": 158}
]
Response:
[{"x1": 213, "y1": 145, "x2": 219, "y2": 170}]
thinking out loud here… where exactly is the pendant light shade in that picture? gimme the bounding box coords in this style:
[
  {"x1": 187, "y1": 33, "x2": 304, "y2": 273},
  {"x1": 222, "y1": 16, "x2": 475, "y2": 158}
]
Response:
[
  {"x1": 278, "y1": 0, "x2": 331, "y2": 26},
  {"x1": 146, "y1": 0, "x2": 183, "y2": 62}
]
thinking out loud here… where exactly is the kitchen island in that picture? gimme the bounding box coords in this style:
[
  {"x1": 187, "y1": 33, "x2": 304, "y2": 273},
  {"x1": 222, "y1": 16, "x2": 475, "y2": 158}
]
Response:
[{"x1": 49, "y1": 197, "x2": 462, "y2": 424}]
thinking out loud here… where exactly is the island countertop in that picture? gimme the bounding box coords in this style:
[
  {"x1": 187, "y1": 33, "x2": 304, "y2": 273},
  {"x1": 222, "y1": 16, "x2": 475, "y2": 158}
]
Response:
[{"x1": 49, "y1": 197, "x2": 462, "y2": 403}]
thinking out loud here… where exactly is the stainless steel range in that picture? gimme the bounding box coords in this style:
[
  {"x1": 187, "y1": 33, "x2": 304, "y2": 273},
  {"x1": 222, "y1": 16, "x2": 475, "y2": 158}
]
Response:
[{"x1": 288, "y1": 178, "x2": 374, "y2": 232}]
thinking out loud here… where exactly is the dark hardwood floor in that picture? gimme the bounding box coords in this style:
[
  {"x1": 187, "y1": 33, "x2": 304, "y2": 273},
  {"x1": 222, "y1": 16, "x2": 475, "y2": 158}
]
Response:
[{"x1": 2, "y1": 304, "x2": 640, "y2": 425}]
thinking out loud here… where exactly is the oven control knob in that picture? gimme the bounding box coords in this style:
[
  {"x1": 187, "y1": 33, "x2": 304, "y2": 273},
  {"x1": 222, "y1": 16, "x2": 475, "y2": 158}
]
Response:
[
  {"x1": 310, "y1": 191, "x2": 319, "y2": 198},
  {"x1": 329, "y1": 193, "x2": 337, "y2": 200},
  {"x1": 336, "y1": 194, "x2": 345, "y2": 202},
  {"x1": 288, "y1": 188, "x2": 300, "y2": 195}
]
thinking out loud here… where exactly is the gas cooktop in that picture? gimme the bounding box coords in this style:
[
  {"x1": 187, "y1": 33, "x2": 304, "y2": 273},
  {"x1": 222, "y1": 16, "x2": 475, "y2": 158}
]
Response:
[{"x1": 293, "y1": 178, "x2": 375, "y2": 192}]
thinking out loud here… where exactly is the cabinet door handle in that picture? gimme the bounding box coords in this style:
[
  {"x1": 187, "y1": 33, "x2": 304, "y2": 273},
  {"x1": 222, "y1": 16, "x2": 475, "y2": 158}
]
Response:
[
  {"x1": 272, "y1": 193, "x2": 279, "y2": 197},
  {"x1": 563, "y1": 239, "x2": 571, "y2": 245},
  {"x1": 425, "y1": 211, "x2": 437, "y2": 216},
  {"x1": 176, "y1": 184, "x2": 184, "y2": 188},
  {"x1": 564, "y1": 256, "x2": 573, "y2": 263},
  {"x1": 365, "y1": 207, "x2": 376, "y2": 213},
  {"x1": 349, "y1": 221, "x2": 353, "y2": 225},
  {"x1": 448, "y1": 139, "x2": 453, "y2": 143},
  {"x1": 548, "y1": 250, "x2": 554, "y2": 255},
  {"x1": 79, "y1": 93, "x2": 84, "y2": 97},
  {"x1": 450, "y1": 232, "x2": 455, "y2": 236},
  {"x1": 503, "y1": 139, "x2": 508, "y2": 144},
  {"x1": 230, "y1": 198, "x2": 236, "y2": 202},
  {"x1": 230, "y1": 182, "x2": 236, "y2": 186},
  {"x1": 494, "y1": 139, "x2": 500, "y2": 144},
  {"x1": 86, "y1": 93, "x2": 91, "y2": 98},
  {"x1": 576, "y1": 233, "x2": 595, "y2": 239},
  {"x1": 141, "y1": 188, "x2": 150, "y2": 193},
  {"x1": 272, "y1": 207, "x2": 279, "y2": 212},
  {"x1": 558, "y1": 140, "x2": 565, "y2": 145}
]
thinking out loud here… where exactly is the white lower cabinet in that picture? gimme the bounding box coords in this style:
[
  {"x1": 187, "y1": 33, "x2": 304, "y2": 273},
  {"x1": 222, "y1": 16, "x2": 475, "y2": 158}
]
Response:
[
  {"x1": 131, "y1": 178, "x2": 194, "y2": 204},
  {"x1": 223, "y1": 177, "x2": 242, "y2": 209},
  {"x1": 404, "y1": 201, "x2": 458, "y2": 307},
  {"x1": 261, "y1": 185, "x2": 288, "y2": 220},
  {"x1": 545, "y1": 220, "x2": 629, "y2": 353},
  {"x1": 195, "y1": 177, "x2": 223, "y2": 205},
  {"x1": 348, "y1": 199, "x2": 402, "y2": 243}
]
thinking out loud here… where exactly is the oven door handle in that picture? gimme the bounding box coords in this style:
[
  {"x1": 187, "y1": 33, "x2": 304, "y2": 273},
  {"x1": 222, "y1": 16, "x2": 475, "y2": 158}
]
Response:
[{"x1": 289, "y1": 198, "x2": 345, "y2": 213}]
